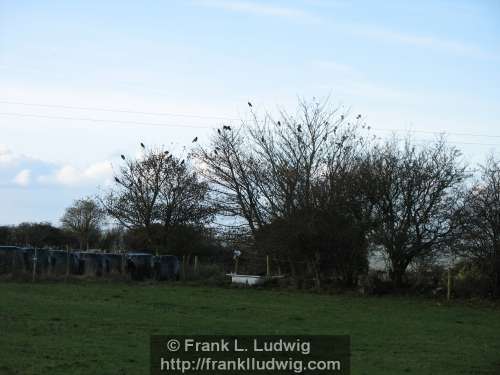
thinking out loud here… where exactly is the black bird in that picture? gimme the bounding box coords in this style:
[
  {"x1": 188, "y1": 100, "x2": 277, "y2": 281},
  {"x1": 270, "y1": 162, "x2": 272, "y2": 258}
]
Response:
[
  {"x1": 140, "y1": 142, "x2": 145, "y2": 149},
  {"x1": 261, "y1": 136, "x2": 265, "y2": 143},
  {"x1": 248, "y1": 101, "x2": 252, "y2": 107},
  {"x1": 223, "y1": 125, "x2": 232, "y2": 131},
  {"x1": 217, "y1": 129, "x2": 221, "y2": 135},
  {"x1": 297, "y1": 125, "x2": 302, "y2": 132},
  {"x1": 120, "y1": 154, "x2": 125, "y2": 160},
  {"x1": 181, "y1": 159, "x2": 185, "y2": 165},
  {"x1": 277, "y1": 121, "x2": 281, "y2": 126},
  {"x1": 356, "y1": 114, "x2": 362, "y2": 119},
  {"x1": 214, "y1": 149, "x2": 218, "y2": 155},
  {"x1": 114, "y1": 177, "x2": 120, "y2": 183},
  {"x1": 192, "y1": 137, "x2": 198, "y2": 143},
  {"x1": 164, "y1": 150, "x2": 169, "y2": 155}
]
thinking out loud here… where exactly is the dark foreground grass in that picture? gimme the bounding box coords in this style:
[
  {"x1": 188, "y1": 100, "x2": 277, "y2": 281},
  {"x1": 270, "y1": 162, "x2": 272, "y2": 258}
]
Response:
[{"x1": 0, "y1": 282, "x2": 499, "y2": 375}]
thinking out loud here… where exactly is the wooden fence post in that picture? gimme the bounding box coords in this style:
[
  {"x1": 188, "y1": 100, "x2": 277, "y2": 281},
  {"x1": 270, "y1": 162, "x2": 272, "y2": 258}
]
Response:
[
  {"x1": 447, "y1": 267, "x2": 452, "y2": 301},
  {"x1": 266, "y1": 255, "x2": 270, "y2": 277},
  {"x1": 182, "y1": 255, "x2": 186, "y2": 280},
  {"x1": 65, "y1": 245, "x2": 70, "y2": 281},
  {"x1": 12, "y1": 250, "x2": 16, "y2": 277},
  {"x1": 32, "y1": 248, "x2": 37, "y2": 282}
]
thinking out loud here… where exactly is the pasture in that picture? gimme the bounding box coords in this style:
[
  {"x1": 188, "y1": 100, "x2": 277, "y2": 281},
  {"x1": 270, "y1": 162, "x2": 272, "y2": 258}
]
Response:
[{"x1": 0, "y1": 282, "x2": 499, "y2": 374}]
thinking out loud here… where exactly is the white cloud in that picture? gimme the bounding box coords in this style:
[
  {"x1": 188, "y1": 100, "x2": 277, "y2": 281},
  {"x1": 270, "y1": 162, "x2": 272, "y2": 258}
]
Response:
[
  {"x1": 196, "y1": 0, "x2": 319, "y2": 23},
  {"x1": 13, "y1": 169, "x2": 31, "y2": 187},
  {"x1": 0, "y1": 145, "x2": 17, "y2": 166},
  {"x1": 39, "y1": 160, "x2": 113, "y2": 187}
]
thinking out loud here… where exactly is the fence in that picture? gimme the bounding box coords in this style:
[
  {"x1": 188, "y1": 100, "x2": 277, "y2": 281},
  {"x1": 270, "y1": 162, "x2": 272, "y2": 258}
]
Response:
[{"x1": 0, "y1": 246, "x2": 179, "y2": 281}]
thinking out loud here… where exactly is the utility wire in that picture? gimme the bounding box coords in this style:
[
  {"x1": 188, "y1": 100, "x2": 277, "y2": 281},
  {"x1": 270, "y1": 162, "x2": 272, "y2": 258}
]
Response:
[
  {"x1": 0, "y1": 100, "x2": 239, "y2": 121},
  {"x1": 0, "y1": 112, "x2": 215, "y2": 129},
  {"x1": 370, "y1": 127, "x2": 500, "y2": 139},
  {"x1": 1, "y1": 111, "x2": 499, "y2": 147},
  {"x1": 1, "y1": 100, "x2": 499, "y2": 139}
]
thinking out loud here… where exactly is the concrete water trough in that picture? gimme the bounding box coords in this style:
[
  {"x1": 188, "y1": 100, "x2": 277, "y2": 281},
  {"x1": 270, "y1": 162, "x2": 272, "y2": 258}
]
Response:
[
  {"x1": 76, "y1": 252, "x2": 105, "y2": 277},
  {"x1": 153, "y1": 255, "x2": 180, "y2": 281},
  {"x1": 47, "y1": 250, "x2": 80, "y2": 276},
  {"x1": 126, "y1": 252, "x2": 153, "y2": 280},
  {"x1": 22, "y1": 248, "x2": 50, "y2": 276},
  {"x1": 0, "y1": 246, "x2": 22, "y2": 275},
  {"x1": 101, "y1": 253, "x2": 124, "y2": 276},
  {"x1": 226, "y1": 273, "x2": 284, "y2": 286}
]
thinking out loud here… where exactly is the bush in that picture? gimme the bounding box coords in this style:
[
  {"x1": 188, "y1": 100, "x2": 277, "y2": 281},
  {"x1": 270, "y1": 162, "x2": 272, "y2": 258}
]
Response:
[
  {"x1": 359, "y1": 271, "x2": 393, "y2": 295},
  {"x1": 453, "y1": 262, "x2": 494, "y2": 298},
  {"x1": 183, "y1": 263, "x2": 228, "y2": 286}
]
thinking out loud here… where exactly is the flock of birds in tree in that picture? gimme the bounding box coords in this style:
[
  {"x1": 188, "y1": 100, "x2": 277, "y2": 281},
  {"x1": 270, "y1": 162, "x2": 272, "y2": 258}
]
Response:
[{"x1": 113, "y1": 101, "x2": 376, "y2": 186}]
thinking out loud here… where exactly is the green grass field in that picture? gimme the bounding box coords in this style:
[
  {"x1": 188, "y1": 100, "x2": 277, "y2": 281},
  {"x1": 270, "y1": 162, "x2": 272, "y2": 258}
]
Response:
[{"x1": 0, "y1": 282, "x2": 499, "y2": 375}]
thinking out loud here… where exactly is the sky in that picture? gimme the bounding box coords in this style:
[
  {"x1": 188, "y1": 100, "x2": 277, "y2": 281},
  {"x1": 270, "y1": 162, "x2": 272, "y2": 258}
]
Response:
[{"x1": 1, "y1": 0, "x2": 499, "y2": 225}]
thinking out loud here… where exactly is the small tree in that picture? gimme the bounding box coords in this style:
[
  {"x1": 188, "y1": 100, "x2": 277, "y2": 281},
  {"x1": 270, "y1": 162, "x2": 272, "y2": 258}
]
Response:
[
  {"x1": 456, "y1": 156, "x2": 500, "y2": 297},
  {"x1": 368, "y1": 137, "x2": 466, "y2": 287},
  {"x1": 61, "y1": 198, "x2": 104, "y2": 250},
  {"x1": 101, "y1": 145, "x2": 213, "y2": 252}
]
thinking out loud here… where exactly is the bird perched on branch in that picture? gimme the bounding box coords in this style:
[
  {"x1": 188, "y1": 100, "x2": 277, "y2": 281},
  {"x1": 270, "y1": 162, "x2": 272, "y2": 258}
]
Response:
[
  {"x1": 223, "y1": 125, "x2": 232, "y2": 131},
  {"x1": 192, "y1": 137, "x2": 198, "y2": 143},
  {"x1": 356, "y1": 114, "x2": 362, "y2": 119},
  {"x1": 181, "y1": 159, "x2": 185, "y2": 165},
  {"x1": 217, "y1": 129, "x2": 221, "y2": 135},
  {"x1": 114, "y1": 177, "x2": 121, "y2": 183},
  {"x1": 277, "y1": 121, "x2": 281, "y2": 126},
  {"x1": 120, "y1": 154, "x2": 125, "y2": 160},
  {"x1": 140, "y1": 142, "x2": 145, "y2": 149},
  {"x1": 164, "y1": 150, "x2": 169, "y2": 155},
  {"x1": 297, "y1": 125, "x2": 302, "y2": 132},
  {"x1": 248, "y1": 101, "x2": 252, "y2": 107}
]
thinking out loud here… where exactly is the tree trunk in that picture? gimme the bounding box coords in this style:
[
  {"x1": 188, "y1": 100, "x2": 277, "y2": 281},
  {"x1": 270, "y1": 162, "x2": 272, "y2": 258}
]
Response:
[{"x1": 389, "y1": 259, "x2": 408, "y2": 289}]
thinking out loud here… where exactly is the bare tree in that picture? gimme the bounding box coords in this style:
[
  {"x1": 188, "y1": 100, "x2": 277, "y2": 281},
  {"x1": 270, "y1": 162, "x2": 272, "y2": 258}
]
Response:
[
  {"x1": 194, "y1": 98, "x2": 363, "y2": 233},
  {"x1": 194, "y1": 98, "x2": 372, "y2": 285},
  {"x1": 101, "y1": 145, "x2": 213, "y2": 250},
  {"x1": 456, "y1": 156, "x2": 500, "y2": 296},
  {"x1": 61, "y1": 198, "x2": 104, "y2": 250},
  {"x1": 368, "y1": 137, "x2": 467, "y2": 287}
]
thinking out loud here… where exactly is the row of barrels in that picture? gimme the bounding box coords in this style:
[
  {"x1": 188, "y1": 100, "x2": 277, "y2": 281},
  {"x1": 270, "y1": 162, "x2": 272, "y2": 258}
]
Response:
[{"x1": 0, "y1": 246, "x2": 180, "y2": 281}]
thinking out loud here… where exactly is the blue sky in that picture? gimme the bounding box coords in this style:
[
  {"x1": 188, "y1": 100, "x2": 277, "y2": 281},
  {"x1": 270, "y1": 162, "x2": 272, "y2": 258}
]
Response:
[{"x1": 1, "y1": 0, "x2": 499, "y2": 225}]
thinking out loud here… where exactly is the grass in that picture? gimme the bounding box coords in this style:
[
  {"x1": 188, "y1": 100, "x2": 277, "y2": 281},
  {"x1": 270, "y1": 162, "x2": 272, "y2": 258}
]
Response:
[{"x1": 0, "y1": 281, "x2": 499, "y2": 375}]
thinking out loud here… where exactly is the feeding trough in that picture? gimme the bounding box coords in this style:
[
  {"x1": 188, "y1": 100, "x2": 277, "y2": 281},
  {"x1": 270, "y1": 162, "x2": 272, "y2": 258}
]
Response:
[
  {"x1": 226, "y1": 273, "x2": 284, "y2": 286},
  {"x1": 227, "y1": 250, "x2": 283, "y2": 286}
]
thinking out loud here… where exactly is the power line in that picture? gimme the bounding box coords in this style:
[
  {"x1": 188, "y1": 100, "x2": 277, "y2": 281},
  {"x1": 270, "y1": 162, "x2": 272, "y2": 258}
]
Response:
[
  {"x1": 1, "y1": 100, "x2": 499, "y2": 139},
  {"x1": 0, "y1": 112, "x2": 216, "y2": 130},
  {"x1": 0, "y1": 100, "x2": 239, "y2": 122},
  {"x1": 1, "y1": 111, "x2": 499, "y2": 148},
  {"x1": 370, "y1": 127, "x2": 500, "y2": 139},
  {"x1": 390, "y1": 137, "x2": 500, "y2": 148}
]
